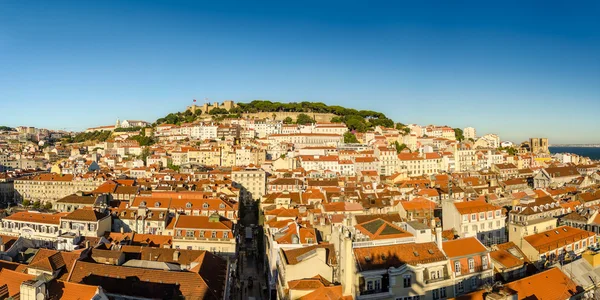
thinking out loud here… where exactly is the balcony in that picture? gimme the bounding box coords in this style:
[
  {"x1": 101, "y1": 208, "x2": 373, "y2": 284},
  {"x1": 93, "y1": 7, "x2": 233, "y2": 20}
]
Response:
[
  {"x1": 425, "y1": 275, "x2": 450, "y2": 284},
  {"x1": 457, "y1": 265, "x2": 488, "y2": 276},
  {"x1": 357, "y1": 289, "x2": 391, "y2": 300}
]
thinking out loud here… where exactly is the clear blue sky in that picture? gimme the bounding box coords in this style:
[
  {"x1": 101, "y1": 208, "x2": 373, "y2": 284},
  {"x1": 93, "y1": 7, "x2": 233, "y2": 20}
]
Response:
[{"x1": 1, "y1": 0, "x2": 599, "y2": 144}]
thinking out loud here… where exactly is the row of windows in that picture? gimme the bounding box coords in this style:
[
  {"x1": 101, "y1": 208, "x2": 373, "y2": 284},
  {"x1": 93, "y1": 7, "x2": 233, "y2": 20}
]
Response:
[{"x1": 176, "y1": 229, "x2": 230, "y2": 239}]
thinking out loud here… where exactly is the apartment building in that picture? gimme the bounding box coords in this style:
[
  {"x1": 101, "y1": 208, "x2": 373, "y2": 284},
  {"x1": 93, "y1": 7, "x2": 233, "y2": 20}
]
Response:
[
  {"x1": 268, "y1": 133, "x2": 343, "y2": 148},
  {"x1": 454, "y1": 144, "x2": 477, "y2": 172},
  {"x1": 166, "y1": 213, "x2": 236, "y2": 256},
  {"x1": 443, "y1": 237, "x2": 494, "y2": 297},
  {"x1": 442, "y1": 200, "x2": 506, "y2": 246},
  {"x1": 520, "y1": 225, "x2": 596, "y2": 266},
  {"x1": 276, "y1": 244, "x2": 338, "y2": 300},
  {"x1": 232, "y1": 166, "x2": 267, "y2": 203},
  {"x1": 14, "y1": 173, "x2": 104, "y2": 204},
  {"x1": 375, "y1": 146, "x2": 398, "y2": 176},
  {"x1": 463, "y1": 127, "x2": 476, "y2": 140}
]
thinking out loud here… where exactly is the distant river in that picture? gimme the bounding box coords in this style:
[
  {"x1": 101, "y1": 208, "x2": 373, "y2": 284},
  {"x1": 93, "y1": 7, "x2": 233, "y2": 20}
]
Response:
[{"x1": 549, "y1": 147, "x2": 600, "y2": 161}]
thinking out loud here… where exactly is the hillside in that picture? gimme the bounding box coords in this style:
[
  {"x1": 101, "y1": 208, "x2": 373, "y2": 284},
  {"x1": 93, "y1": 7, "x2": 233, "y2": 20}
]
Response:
[
  {"x1": 156, "y1": 100, "x2": 398, "y2": 133},
  {"x1": 0, "y1": 126, "x2": 16, "y2": 132}
]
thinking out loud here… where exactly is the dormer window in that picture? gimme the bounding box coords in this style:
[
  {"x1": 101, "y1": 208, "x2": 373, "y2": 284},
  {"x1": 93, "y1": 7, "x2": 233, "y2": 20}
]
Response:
[
  {"x1": 140, "y1": 201, "x2": 146, "y2": 207},
  {"x1": 154, "y1": 202, "x2": 161, "y2": 207},
  {"x1": 186, "y1": 202, "x2": 192, "y2": 208},
  {"x1": 203, "y1": 203, "x2": 209, "y2": 209},
  {"x1": 219, "y1": 204, "x2": 225, "y2": 209}
]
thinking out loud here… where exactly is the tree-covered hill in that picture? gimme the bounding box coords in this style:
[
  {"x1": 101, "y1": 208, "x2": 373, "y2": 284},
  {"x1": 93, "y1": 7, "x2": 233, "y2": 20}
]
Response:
[{"x1": 155, "y1": 100, "x2": 397, "y2": 133}]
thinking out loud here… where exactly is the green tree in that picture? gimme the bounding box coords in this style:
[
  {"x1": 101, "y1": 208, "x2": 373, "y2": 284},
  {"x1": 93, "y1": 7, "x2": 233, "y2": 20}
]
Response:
[
  {"x1": 454, "y1": 128, "x2": 465, "y2": 142},
  {"x1": 283, "y1": 117, "x2": 294, "y2": 124},
  {"x1": 344, "y1": 132, "x2": 359, "y2": 143},
  {"x1": 330, "y1": 116, "x2": 343, "y2": 123},
  {"x1": 44, "y1": 202, "x2": 53, "y2": 210},
  {"x1": 209, "y1": 108, "x2": 229, "y2": 115},
  {"x1": 394, "y1": 141, "x2": 408, "y2": 153},
  {"x1": 498, "y1": 146, "x2": 518, "y2": 155},
  {"x1": 129, "y1": 135, "x2": 155, "y2": 146},
  {"x1": 167, "y1": 162, "x2": 180, "y2": 171},
  {"x1": 295, "y1": 113, "x2": 315, "y2": 125},
  {"x1": 22, "y1": 199, "x2": 31, "y2": 207},
  {"x1": 32, "y1": 200, "x2": 41, "y2": 209}
]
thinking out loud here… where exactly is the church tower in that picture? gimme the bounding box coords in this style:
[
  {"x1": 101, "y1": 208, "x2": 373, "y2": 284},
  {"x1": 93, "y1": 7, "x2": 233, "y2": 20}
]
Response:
[{"x1": 115, "y1": 118, "x2": 121, "y2": 128}]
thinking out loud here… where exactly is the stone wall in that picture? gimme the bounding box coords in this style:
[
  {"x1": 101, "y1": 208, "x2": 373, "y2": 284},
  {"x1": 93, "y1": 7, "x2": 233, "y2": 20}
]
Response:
[{"x1": 241, "y1": 112, "x2": 337, "y2": 123}]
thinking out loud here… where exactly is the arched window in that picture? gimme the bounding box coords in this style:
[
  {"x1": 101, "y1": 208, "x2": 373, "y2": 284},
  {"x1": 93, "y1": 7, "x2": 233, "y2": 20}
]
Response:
[
  {"x1": 186, "y1": 202, "x2": 192, "y2": 208},
  {"x1": 202, "y1": 203, "x2": 209, "y2": 209}
]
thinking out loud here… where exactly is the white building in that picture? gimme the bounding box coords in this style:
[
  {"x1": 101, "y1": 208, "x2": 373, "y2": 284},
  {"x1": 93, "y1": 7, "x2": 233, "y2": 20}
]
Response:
[
  {"x1": 442, "y1": 200, "x2": 506, "y2": 246},
  {"x1": 463, "y1": 127, "x2": 476, "y2": 140}
]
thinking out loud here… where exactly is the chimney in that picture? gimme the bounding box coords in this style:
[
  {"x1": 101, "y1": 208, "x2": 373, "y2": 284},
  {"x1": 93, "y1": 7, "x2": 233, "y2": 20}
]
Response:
[
  {"x1": 435, "y1": 227, "x2": 443, "y2": 250},
  {"x1": 120, "y1": 227, "x2": 124, "y2": 234},
  {"x1": 0, "y1": 244, "x2": 5, "y2": 252},
  {"x1": 85, "y1": 240, "x2": 90, "y2": 249},
  {"x1": 173, "y1": 250, "x2": 180, "y2": 262}
]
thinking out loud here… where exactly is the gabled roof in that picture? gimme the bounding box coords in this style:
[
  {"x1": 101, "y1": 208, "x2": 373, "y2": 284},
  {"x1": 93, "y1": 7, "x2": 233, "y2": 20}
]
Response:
[
  {"x1": 62, "y1": 208, "x2": 108, "y2": 222},
  {"x1": 454, "y1": 267, "x2": 580, "y2": 300},
  {"x1": 355, "y1": 218, "x2": 413, "y2": 240},
  {"x1": 354, "y1": 242, "x2": 446, "y2": 271},
  {"x1": 442, "y1": 237, "x2": 487, "y2": 258},
  {"x1": 0, "y1": 269, "x2": 35, "y2": 298},
  {"x1": 523, "y1": 225, "x2": 594, "y2": 253},
  {"x1": 28, "y1": 249, "x2": 66, "y2": 272},
  {"x1": 67, "y1": 257, "x2": 227, "y2": 299},
  {"x1": 454, "y1": 200, "x2": 500, "y2": 215},
  {"x1": 281, "y1": 244, "x2": 337, "y2": 265}
]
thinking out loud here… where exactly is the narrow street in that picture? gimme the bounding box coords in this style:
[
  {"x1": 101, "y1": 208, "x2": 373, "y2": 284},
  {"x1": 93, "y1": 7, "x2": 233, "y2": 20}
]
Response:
[{"x1": 234, "y1": 201, "x2": 267, "y2": 300}]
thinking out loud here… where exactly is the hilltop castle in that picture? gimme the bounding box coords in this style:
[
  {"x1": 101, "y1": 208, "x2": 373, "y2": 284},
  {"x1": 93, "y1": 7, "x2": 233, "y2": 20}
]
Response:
[{"x1": 187, "y1": 100, "x2": 237, "y2": 114}]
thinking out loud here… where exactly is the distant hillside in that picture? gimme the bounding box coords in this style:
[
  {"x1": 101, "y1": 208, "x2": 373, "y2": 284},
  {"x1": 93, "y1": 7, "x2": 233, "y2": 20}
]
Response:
[
  {"x1": 0, "y1": 126, "x2": 16, "y2": 132},
  {"x1": 156, "y1": 100, "x2": 397, "y2": 132}
]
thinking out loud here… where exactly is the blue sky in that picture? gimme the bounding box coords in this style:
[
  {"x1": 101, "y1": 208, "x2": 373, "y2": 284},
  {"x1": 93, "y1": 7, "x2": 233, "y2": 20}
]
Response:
[{"x1": 0, "y1": 0, "x2": 598, "y2": 144}]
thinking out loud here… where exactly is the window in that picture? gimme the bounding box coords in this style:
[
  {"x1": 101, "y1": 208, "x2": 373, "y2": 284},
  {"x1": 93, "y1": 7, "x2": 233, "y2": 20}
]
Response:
[
  {"x1": 472, "y1": 225, "x2": 477, "y2": 232},
  {"x1": 482, "y1": 255, "x2": 488, "y2": 269},
  {"x1": 463, "y1": 226, "x2": 468, "y2": 233},
  {"x1": 186, "y1": 230, "x2": 194, "y2": 237},
  {"x1": 433, "y1": 289, "x2": 439, "y2": 300},
  {"x1": 487, "y1": 211, "x2": 493, "y2": 219},
  {"x1": 457, "y1": 281, "x2": 464, "y2": 292},
  {"x1": 462, "y1": 215, "x2": 468, "y2": 222},
  {"x1": 440, "y1": 287, "x2": 446, "y2": 298},
  {"x1": 200, "y1": 231, "x2": 205, "y2": 237},
  {"x1": 575, "y1": 243, "x2": 579, "y2": 250},
  {"x1": 495, "y1": 210, "x2": 501, "y2": 217},
  {"x1": 202, "y1": 203, "x2": 209, "y2": 209},
  {"x1": 223, "y1": 232, "x2": 229, "y2": 239},
  {"x1": 583, "y1": 240, "x2": 587, "y2": 248},
  {"x1": 367, "y1": 281, "x2": 374, "y2": 291},
  {"x1": 470, "y1": 277, "x2": 478, "y2": 288},
  {"x1": 471, "y1": 214, "x2": 476, "y2": 221},
  {"x1": 479, "y1": 212, "x2": 485, "y2": 220},
  {"x1": 212, "y1": 231, "x2": 217, "y2": 238},
  {"x1": 454, "y1": 261, "x2": 461, "y2": 274},
  {"x1": 403, "y1": 274, "x2": 411, "y2": 287},
  {"x1": 186, "y1": 202, "x2": 192, "y2": 208},
  {"x1": 468, "y1": 259, "x2": 475, "y2": 272}
]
